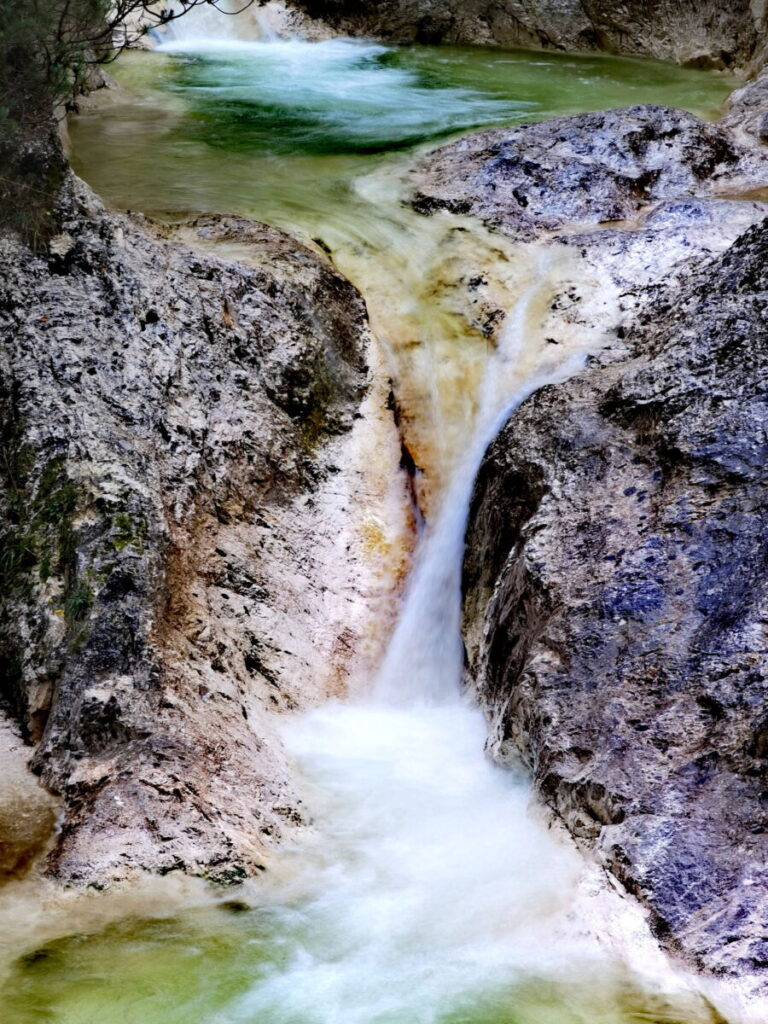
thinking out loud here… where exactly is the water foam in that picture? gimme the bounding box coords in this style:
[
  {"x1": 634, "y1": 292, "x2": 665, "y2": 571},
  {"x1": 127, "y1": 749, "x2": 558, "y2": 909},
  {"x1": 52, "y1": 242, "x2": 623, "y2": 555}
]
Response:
[
  {"x1": 152, "y1": 32, "x2": 526, "y2": 153},
  {"x1": 216, "y1": 261, "x2": 706, "y2": 1023}
]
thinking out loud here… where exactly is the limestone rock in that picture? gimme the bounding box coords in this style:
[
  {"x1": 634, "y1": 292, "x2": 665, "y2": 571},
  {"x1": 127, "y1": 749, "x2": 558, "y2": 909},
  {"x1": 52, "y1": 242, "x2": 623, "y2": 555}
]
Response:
[
  {"x1": 0, "y1": 174, "x2": 405, "y2": 885},
  {"x1": 722, "y1": 65, "x2": 768, "y2": 150},
  {"x1": 437, "y1": 93, "x2": 768, "y2": 997},
  {"x1": 0, "y1": 719, "x2": 58, "y2": 879},
  {"x1": 462, "y1": 213, "x2": 768, "y2": 991},
  {"x1": 409, "y1": 106, "x2": 768, "y2": 241}
]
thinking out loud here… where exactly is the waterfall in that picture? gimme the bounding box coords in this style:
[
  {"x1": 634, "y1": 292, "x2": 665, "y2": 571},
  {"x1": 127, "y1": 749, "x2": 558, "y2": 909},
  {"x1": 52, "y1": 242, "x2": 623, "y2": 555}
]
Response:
[
  {"x1": 374, "y1": 251, "x2": 585, "y2": 706},
  {"x1": 215, "y1": 256, "x2": 660, "y2": 1024},
  {"x1": 254, "y1": 5, "x2": 281, "y2": 42},
  {"x1": 158, "y1": 0, "x2": 263, "y2": 45},
  {"x1": 13, "y1": 28, "x2": 730, "y2": 1023},
  {"x1": 156, "y1": 0, "x2": 301, "y2": 45}
]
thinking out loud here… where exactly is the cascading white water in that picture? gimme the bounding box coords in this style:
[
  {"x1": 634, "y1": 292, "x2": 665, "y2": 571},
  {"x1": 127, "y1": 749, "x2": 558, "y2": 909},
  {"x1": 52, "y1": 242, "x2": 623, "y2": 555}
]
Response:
[
  {"x1": 158, "y1": 0, "x2": 274, "y2": 44},
  {"x1": 214, "y1": 255, "x2": 697, "y2": 1024},
  {"x1": 374, "y1": 250, "x2": 585, "y2": 706},
  {"x1": 225, "y1": 704, "x2": 590, "y2": 1023},
  {"x1": 47, "y1": 18, "x2": 736, "y2": 1022}
]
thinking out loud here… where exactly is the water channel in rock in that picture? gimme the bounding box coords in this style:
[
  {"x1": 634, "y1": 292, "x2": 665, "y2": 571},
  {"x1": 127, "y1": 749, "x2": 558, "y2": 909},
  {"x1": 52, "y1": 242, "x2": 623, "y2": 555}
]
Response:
[{"x1": 0, "y1": 24, "x2": 737, "y2": 1024}]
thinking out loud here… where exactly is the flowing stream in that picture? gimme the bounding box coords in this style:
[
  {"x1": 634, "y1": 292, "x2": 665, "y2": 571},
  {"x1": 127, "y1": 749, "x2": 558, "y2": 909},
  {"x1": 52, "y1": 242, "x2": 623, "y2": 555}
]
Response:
[{"x1": 1, "y1": 17, "x2": 739, "y2": 1024}]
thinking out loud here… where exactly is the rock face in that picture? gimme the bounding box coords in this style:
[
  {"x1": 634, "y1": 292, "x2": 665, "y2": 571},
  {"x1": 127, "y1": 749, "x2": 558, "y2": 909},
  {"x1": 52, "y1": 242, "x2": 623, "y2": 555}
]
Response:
[
  {"x1": 285, "y1": 0, "x2": 767, "y2": 69},
  {"x1": 0, "y1": 174, "x2": 405, "y2": 884},
  {"x1": 723, "y1": 65, "x2": 768, "y2": 150},
  {"x1": 461, "y1": 149, "x2": 768, "y2": 986},
  {"x1": 410, "y1": 105, "x2": 768, "y2": 240}
]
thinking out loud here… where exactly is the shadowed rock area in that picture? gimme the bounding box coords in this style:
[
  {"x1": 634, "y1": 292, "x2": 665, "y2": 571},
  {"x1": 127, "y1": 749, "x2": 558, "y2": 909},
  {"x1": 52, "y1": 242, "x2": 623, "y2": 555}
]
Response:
[
  {"x1": 284, "y1": 0, "x2": 768, "y2": 69},
  {"x1": 463, "y1": 208, "x2": 768, "y2": 988},
  {"x1": 0, "y1": 173, "x2": 401, "y2": 885}
]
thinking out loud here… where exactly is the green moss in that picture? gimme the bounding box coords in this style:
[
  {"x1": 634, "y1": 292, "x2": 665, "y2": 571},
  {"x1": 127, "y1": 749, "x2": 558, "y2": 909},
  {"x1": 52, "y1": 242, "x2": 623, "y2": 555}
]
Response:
[
  {"x1": 111, "y1": 511, "x2": 146, "y2": 553},
  {"x1": 36, "y1": 457, "x2": 77, "y2": 522},
  {"x1": 94, "y1": 560, "x2": 117, "y2": 584},
  {"x1": 38, "y1": 550, "x2": 52, "y2": 582},
  {"x1": 300, "y1": 403, "x2": 333, "y2": 454},
  {"x1": 0, "y1": 530, "x2": 38, "y2": 585},
  {"x1": 295, "y1": 356, "x2": 343, "y2": 456},
  {"x1": 0, "y1": 449, "x2": 81, "y2": 599}
]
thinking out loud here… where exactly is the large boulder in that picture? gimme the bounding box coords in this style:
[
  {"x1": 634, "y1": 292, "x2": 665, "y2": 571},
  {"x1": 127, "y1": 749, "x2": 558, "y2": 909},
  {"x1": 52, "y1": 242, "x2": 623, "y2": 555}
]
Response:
[
  {"x1": 0, "y1": 174, "x2": 404, "y2": 885},
  {"x1": 462, "y1": 214, "x2": 768, "y2": 989},
  {"x1": 410, "y1": 105, "x2": 768, "y2": 240}
]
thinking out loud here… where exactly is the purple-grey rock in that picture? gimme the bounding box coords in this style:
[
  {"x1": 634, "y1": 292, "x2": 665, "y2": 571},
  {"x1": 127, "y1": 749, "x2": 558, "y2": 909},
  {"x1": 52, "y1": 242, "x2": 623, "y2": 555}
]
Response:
[{"x1": 462, "y1": 215, "x2": 768, "y2": 990}]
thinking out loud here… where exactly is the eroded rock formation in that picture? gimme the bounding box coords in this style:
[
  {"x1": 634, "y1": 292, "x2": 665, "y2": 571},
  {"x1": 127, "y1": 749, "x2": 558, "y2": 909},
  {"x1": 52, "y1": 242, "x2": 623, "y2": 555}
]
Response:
[
  {"x1": 409, "y1": 105, "x2": 768, "y2": 238},
  {"x1": 0, "y1": 174, "x2": 405, "y2": 885},
  {"x1": 283, "y1": 0, "x2": 768, "y2": 69},
  {"x1": 451, "y1": 106, "x2": 768, "y2": 986}
]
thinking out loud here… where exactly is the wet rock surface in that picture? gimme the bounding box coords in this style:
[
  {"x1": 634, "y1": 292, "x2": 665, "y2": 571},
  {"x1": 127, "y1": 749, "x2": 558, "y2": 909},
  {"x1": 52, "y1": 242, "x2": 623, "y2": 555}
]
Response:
[
  {"x1": 410, "y1": 106, "x2": 768, "y2": 241},
  {"x1": 286, "y1": 0, "x2": 767, "y2": 68},
  {"x1": 723, "y1": 66, "x2": 768, "y2": 152},
  {"x1": 0, "y1": 174, "x2": 402, "y2": 885},
  {"x1": 462, "y1": 205, "x2": 768, "y2": 988}
]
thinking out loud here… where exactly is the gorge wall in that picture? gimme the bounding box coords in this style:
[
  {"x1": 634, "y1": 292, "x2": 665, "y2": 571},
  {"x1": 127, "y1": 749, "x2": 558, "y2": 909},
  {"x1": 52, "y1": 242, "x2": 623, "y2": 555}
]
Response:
[
  {"x1": 0, "y1": 172, "x2": 406, "y2": 885},
  {"x1": 463, "y1": 221, "x2": 768, "y2": 985},
  {"x1": 438, "y1": 94, "x2": 768, "y2": 990},
  {"x1": 283, "y1": 0, "x2": 768, "y2": 70}
]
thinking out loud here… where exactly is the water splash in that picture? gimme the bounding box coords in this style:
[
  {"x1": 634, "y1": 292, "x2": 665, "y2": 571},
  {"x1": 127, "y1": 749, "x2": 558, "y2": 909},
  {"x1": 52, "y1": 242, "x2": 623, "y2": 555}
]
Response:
[
  {"x1": 221, "y1": 704, "x2": 594, "y2": 1024},
  {"x1": 159, "y1": 0, "x2": 258, "y2": 45}
]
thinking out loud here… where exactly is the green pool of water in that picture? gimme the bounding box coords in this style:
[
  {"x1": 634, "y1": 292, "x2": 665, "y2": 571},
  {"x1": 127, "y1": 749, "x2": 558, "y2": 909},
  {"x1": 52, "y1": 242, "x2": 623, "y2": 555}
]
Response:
[
  {"x1": 69, "y1": 38, "x2": 733, "y2": 240},
  {"x1": 1, "y1": 903, "x2": 720, "y2": 1024}
]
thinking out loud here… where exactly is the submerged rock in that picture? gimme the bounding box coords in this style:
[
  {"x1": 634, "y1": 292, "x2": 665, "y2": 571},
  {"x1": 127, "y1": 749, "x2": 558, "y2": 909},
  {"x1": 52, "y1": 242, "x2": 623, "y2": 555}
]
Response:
[
  {"x1": 462, "y1": 208, "x2": 768, "y2": 989},
  {"x1": 0, "y1": 175, "x2": 405, "y2": 885}
]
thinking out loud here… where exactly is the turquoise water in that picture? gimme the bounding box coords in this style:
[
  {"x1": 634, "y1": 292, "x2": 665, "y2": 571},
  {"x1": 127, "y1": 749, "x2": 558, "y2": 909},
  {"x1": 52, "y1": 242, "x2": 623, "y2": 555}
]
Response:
[{"x1": 70, "y1": 38, "x2": 732, "y2": 230}]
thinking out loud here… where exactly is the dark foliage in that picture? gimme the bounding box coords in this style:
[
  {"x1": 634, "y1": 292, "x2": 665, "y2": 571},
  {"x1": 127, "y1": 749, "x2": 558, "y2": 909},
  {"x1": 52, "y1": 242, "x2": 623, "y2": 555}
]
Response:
[{"x1": 0, "y1": 0, "x2": 253, "y2": 243}]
